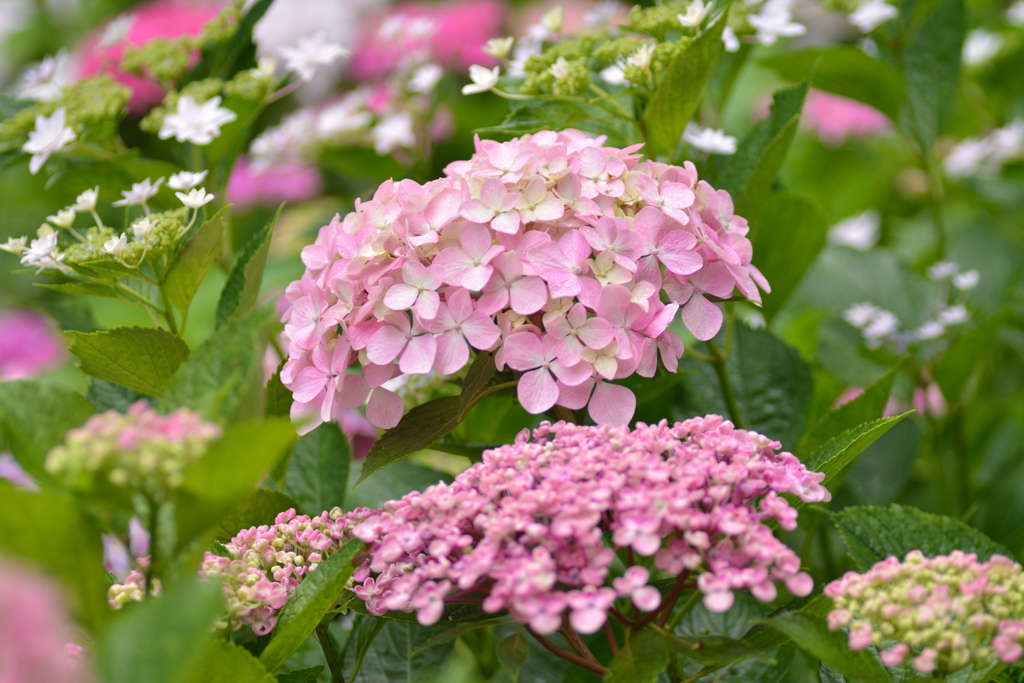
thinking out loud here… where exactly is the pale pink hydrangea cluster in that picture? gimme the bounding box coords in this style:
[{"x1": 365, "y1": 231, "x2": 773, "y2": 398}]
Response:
[
  {"x1": 107, "y1": 556, "x2": 160, "y2": 609},
  {"x1": 0, "y1": 309, "x2": 66, "y2": 379},
  {"x1": 345, "y1": 417, "x2": 827, "y2": 635},
  {"x1": 826, "y1": 550, "x2": 1024, "y2": 674},
  {"x1": 281, "y1": 130, "x2": 769, "y2": 430}
]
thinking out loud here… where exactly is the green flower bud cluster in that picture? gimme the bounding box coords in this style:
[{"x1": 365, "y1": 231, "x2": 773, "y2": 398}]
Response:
[
  {"x1": 139, "y1": 78, "x2": 224, "y2": 134},
  {"x1": 519, "y1": 34, "x2": 604, "y2": 96},
  {"x1": 223, "y1": 62, "x2": 277, "y2": 102},
  {"x1": 60, "y1": 208, "x2": 187, "y2": 267},
  {"x1": 628, "y1": 2, "x2": 691, "y2": 41},
  {"x1": 0, "y1": 77, "x2": 130, "y2": 148},
  {"x1": 107, "y1": 559, "x2": 161, "y2": 609}
]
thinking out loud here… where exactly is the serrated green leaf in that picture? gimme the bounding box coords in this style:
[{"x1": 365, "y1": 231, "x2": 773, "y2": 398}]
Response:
[
  {"x1": 216, "y1": 205, "x2": 282, "y2": 329},
  {"x1": 765, "y1": 612, "x2": 891, "y2": 683},
  {"x1": 216, "y1": 488, "x2": 299, "y2": 543},
  {"x1": 833, "y1": 505, "x2": 1016, "y2": 570},
  {"x1": 182, "y1": 641, "x2": 278, "y2": 683},
  {"x1": 496, "y1": 631, "x2": 530, "y2": 682},
  {"x1": 820, "y1": 663, "x2": 846, "y2": 683},
  {"x1": 340, "y1": 618, "x2": 455, "y2": 683},
  {"x1": 645, "y1": 10, "x2": 728, "y2": 154},
  {"x1": 86, "y1": 379, "x2": 147, "y2": 413},
  {"x1": 164, "y1": 206, "x2": 230, "y2": 314},
  {"x1": 67, "y1": 326, "x2": 190, "y2": 397},
  {"x1": 275, "y1": 666, "x2": 324, "y2": 683},
  {"x1": 285, "y1": 423, "x2": 350, "y2": 516},
  {"x1": 36, "y1": 281, "x2": 123, "y2": 300},
  {"x1": 413, "y1": 619, "x2": 509, "y2": 653},
  {"x1": 259, "y1": 540, "x2": 364, "y2": 671},
  {"x1": 604, "y1": 629, "x2": 670, "y2": 683},
  {"x1": 760, "y1": 47, "x2": 904, "y2": 121},
  {"x1": 900, "y1": 0, "x2": 964, "y2": 149},
  {"x1": 357, "y1": 396, "x2": 461, "y2": 486},
  {"x1": 670, "y1": 633, "x2": 764, "y2": 667},
  {"x1": 803, "y1": 414, "x2": 910, "y2": 482}
]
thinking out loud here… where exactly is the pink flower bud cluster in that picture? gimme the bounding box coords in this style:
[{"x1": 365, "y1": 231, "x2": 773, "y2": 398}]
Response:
[
  {"x1": 345, "y1": 416, "x2": 826, "y2": 635},
  {"x1": 281, "y1": 130, "x2": 769, "y2": 431},
  {"x1": 45, "y1": 401, "x2": 221, "y2": 492},
  {"x1": 198, "y1": 508, "x2": 374, "y2": 635},
  {"x1": 826, "y1": 550, "x2": 1024, "y2": 674}
]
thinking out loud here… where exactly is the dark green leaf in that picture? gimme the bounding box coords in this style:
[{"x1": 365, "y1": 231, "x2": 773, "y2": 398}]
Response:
[
  {"x1": 284, "y1": 423, "x2": 350, "y2": 516},
  {"x1": 164, "y1": 206, "x2": 230, "y2": 314},
  {"x1": 182, "y1": 641, "x2": 277, "y2": 683},
  {"x1": 833, "y1": 504, "x2": 1016, "y2": 570},
  {"x1": 0, "y1": 381, "x2": 93, "y2": 486},
  {"x1": 819, "y1": 663, "x2": 846, "y2": 683},
  {"x1": 260, "y1": 540, "x2": 364, "y2": 671},
  {"x1": 87, "y1": 379, "x2": 147, "y2": 413},
  {"x1": 934, "y1": 312, "x2": 1007, "y2": 403},
  {"x1": 900, "y1": 0, "x2": 964, "y2": 149},
  {"x1": 645, "y1": 10, "x2": 728, "y2": 154},
  {"x1": 36, "y1": 281, "x2": 123, "y2": 301},
  {"x1": 739, "y1": 592, "x2": 832, "y2": 655},
  {"x1": 216, "y1": 205, "x2": 282, "y2": 329},
  {"x1": 188, "y1": 0, "x2": 273, "y2": 81},
  {"x1": 266, "y1": 365, "x2": 292, "y2": 418},
  {"x1": 803, "y1": 414, "x2": 910, "y2": 482},
  {"x1": 347, "y1": 596, "x2": 492, "y2": 626},
  {"x1": 340, "y1": 618, "x2": 456, "y2": 683},
  {"x1": 753, "y1": 192, "x2": 829, "y2": 321},
  {"x1": 760, "y1": 47, "x2": 904, "y2": 121},
  {"x1": 604, "y1": 629, "x2": 670, "y2": 683},
  {"x1": 414, "y1": 619, "x2": 509, "y2": 652},
  {"x1": 496, "y1": 631, "x2": 530, "y2": 682},
  {"x1": 0, "y1": 94, "x2": 32, "y2": 120},
  {"x1": 346, "y1": 459, "x2": 451, "y2": 512},
  {"x1": 216, "y1": 488, "x2": 298, "y2": 543},
  {"x1": 96, "y1": 579, "x2": 223, "y2": 683},
  {"x1": 670, "y1": 633, "x2": 764, "y2": 667},
  {"x1": 357, "y1": 396, "x2": 461, "y2": 485},
  {"x1": 67, "y1": 326, "x2": 190, "y2": 397},
  {"x1": 459, "y1": 351, "x2": 496, "y2": 419},
  {"x1": 275, "y1": 666, "x2": 324, "y2": 683},
  {"x1": 764, "y1": 612, "x2": 890, "y2": 683}
]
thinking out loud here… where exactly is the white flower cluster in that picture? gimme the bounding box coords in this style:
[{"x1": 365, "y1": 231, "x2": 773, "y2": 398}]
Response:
[{"x1": 944, "y1": 119, "x2": 1024, "y2": 179}]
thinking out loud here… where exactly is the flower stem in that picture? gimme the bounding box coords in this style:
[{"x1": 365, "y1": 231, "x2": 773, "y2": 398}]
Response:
[
  {"x1": 315, "y1": 622, "x2": 344, "y2": 683},
  {"x1": 158, "y1": 282, "x2": 179, "y2": 335},
  {"x1": 665, "y1": 589, "x2": 702, "y2": 631},
  {"x1": 526, "y1": 626, "x2": 607, "y2": 677},
  {"x1": 704, "y1": 338, "x2": 743, "y2": 428}
]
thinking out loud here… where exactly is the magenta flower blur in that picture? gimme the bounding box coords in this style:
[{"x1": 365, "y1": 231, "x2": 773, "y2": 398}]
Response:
[
  {"x1": 343, "y1": 417, "x2": 826, "y2": 634},
  {"x1": 226, "y1": 156, "x2": 323, "y2": 210},
  {"x1": 0, "y1": 309, "x2": 65, "y2": 379},
  {"x1": 802, "y1": 90, "x2": 890, "y2": 146},
  {"x1": 826, "y1": 550, "x2": 1024, "y2": 674},
  {"x1": 281, "y1": 130, "x2": 769, "y2": 431}
]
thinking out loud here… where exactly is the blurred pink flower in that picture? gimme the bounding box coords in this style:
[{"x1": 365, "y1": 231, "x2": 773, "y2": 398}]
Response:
[
  {"x1": 0, "y1": 452, "x2": 38, "y2": 490},
  {"x1": 349, "y1": 0, "x2": 505, "y2": 81},
  {"x1": 0, "y1": 310, "x2": 65, "y2": 379},
  {"x1": 802, "y1": 90, "x2": 890, "y2": 146},
  {"x1": 227, "y1": 156, "x2": 323, "y2": 211},
  {"x1": 76, "y1": 0, "x2": 227, "y2": 112}
]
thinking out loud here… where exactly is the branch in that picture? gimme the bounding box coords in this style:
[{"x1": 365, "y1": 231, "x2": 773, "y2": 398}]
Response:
[{"x1": 526, "y1": 626, "x2": 607, "y2": 677}]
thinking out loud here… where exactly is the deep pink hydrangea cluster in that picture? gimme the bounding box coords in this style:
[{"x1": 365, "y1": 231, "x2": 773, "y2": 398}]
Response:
[
  {"x1": 344, "y1": 417, "x2": 827, "y2": 635},
  {"x1": 281, "y1": 130, "x2": 769, "y2": 431},
  {"x1": 0, "y1": 309, "x2": 65, "y2": 379},
  {"x1": 826, "y1": 550, "x2": 1024, "y2": 674}
]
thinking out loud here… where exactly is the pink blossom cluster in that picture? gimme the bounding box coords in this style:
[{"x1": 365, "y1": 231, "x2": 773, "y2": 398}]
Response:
[
  {"x1": 826, "y1": 550, "x2": 1024, "y2": 674},
  {"x1": 802, "y1": 90, "x2": 891, "y2": 146},
  {"x1": 281, "y1": 130, "x2": 769, "y2": 430},
  {"x1": 107, "y1": 556, "x2": 161, "y2": 609},
  {"x1": 0, "y1": 309, "x2": 65, "y2": 379},
  {"x1": 345, "y1": 417, "x2": 827, "y2": 635},
  {"x1": 44, "y1": 400, "x2": 222, "y2": 492}
]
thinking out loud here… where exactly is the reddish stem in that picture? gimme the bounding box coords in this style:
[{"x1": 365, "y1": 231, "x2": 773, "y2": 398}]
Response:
[{"x1": 527, "y1": 626, "x2": 608, "y2": 677}]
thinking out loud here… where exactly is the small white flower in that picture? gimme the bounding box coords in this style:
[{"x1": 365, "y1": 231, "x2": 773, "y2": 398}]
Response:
[
  {"x1": 0, "y1": 237, "x2": 27, "y2": 255},
  {"x1": 22, "y1": 107, "x2": 75, "y2": 175},
  {"x1": 548, "y1": 56, "x2": 571, "y2": 80},
  {"x1": 372, "y1": 113, "x2": 415, "y2": 155},
  {"x1": 541, "y1": 6, "x2": 565, "y2": 32},
  {"x1": 132, "y1": 217, "x2": 154, "y2": 238},
  {"x1": 678, "y1": 0, "x2": 710, "y2": 28},
  {"x1": 378, "y1": 16, "x2": 406, "y2": 41},
  {"x1": 944, "y1": 138, "x2": 991, "y2": 178},
  {"x1": 963, "y1": 29, "x2": 1002, "y2": 68},
  {"x1": 828, "y1": 210, "x2": 880, "y2": 251},
  {"x1": 72, "y1": 186, "x2": 99, "y2": 212},
  {"x1": 938, "y1": 304, "x2": 969, "y2": 325},
  {"x1": 915, "y1": 321, "x2": 945, "y2": 340},
  {"x1": 17, "y1": 50, "x2": 73, "y2": 101},
  {"x1": 953, "y1": 270, "x2": 979, "y2": 291},
  {"x1": 987, "y1": 119, "x2": 1024, "y2": 164},
  {"x1": 927, "y1": 261, "x2": 959, "y2": 280},
  {"x1": 600, "y1": 64, "x2": 626, "y2": 85},
  {"x1": 279, "y1": 33, "x2": 349, "y2": 82},
  {"x1": 47, "y1": 208, "x2": 76, "y2": 229},
  {"x1": 585, "y1": 1, "x2": 621, "y2": 27},
  {"x1": 863, "y1": 309, "x2": 900, "y2": 339},
  {"x1": 159, "y1": 96, "x2": 237, "y2": 146},
  {"x1": 462, "y1": 65, "x2": 500, "y2": 95},
  {"x1": 98, "y1": 13, "x2": 136, "y2": 48},
  {"x1": 844, "y1": 302, "x2": 881, "y2": 328},
  {"x1": 849, "y1": 0, "x2": 899, "y2": 32},
  {"x1": 407, "y1": 18, "x2": 436, "y2": 39},
  {"x1": 627, "y1": 45, "x2": 654, "y2": 70},
  {"x1": 749, "y1": 0, "x2": 806, "y2": 45},
  {"x1": 20, "y1": 232, "x2": 61, "y2": 272},
  {"x1": 483, "y1": 37, "x2": 514, "y2": 60},
  {"x1": 317, "y1": 100, "x2": 372, "y2": 137},
  {"x1": 113, "y1": 177, "x2": 165, "y2": 214},
  {"x1": 1008, "y1": 0, "x2": 1024, "y2": 26},
  {"x1": 409, "y1": 64, "x2": 444, "y2": 94},
  {"x1": 175, "y1": 187, "x2": 215, "y2": 210},
  {"x1": 682, "y1": 123, "x2": 737, "y2": 154},
  {"x1": 168, "y1": 170, "x2": 209, "y2": 191},
  {"x1": 104, "y1": 233, "x2": 128, "y2": 257},
  {"x1": 722, "y1": 27, "x2": 740, "y2": 53}
]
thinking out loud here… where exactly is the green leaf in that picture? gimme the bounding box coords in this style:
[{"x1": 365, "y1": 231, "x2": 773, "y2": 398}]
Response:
[
  {"x1": 833, "y1": 504, "x2": 1016, "y2": 570},
  {"x1": 275, "y1": 667, "x2": 324, "y2": 683},
  {"x1": 188, "y1": 0, "x2": 272, "y2": 81},
  {"x1": 459, "y1": 351, "x2": 496, "y2": 419},
  {"x1": 67, "y1": 326, "x2": 190, "y2": 397},
  {"x1": 752, "y1": 192, "x2": 829, "y2": 321},
  {"x1": 96, "y1": 579, "x2": 223, "y2": 683},
  {"x1": 87, "y1": 379, "x2": 147, "y2": 412},
  {"x1": 803, "y1": 414, "x2": 910, "y2": 483},
  {"x1": 0, "y1": 94, "x2": 32, "y2": 120},
  {"x1": 496, "y1": 631, "x2": 530, "y2": 682},
  {"x1": 819, "y1": 663, "x2": 846, "y2": 683},
  {"x1": 216, "y1": 488, "x2": 299, "y2": 543},
  {"x1": 718, "y1": 77, "x2": 811, "y2": 233},
  {"x1": 760, "y1": 47, "x2": 904, "y2": 121},
  {"x1": 645, "y1": 10, "x2": 728, "y2": 154},
  {"x1": 158, "y1": 304, "x2": 272, "y2": 422},
  {"x1": 37, "y1": 281, "x2": 123, "y2": 301},
  {"x1": 265, "y1": 364, "x2": 292, "y2": 419},
  {"x1": 357, "y1": 396, "x2": 461, "y2": 486},
  {"x1": 0, "y1": 482, "x2": 109, "y2": 630},
  {"x1": 340, "y1": 619, "x2": 457, "y2": 682},
  {"x1": 0, "y1": 381, "x2": 94, "y2": 486},
  {"x1": 164, "y1": 206, "x2": 230, "y2": 314},
  {"x1": 900, "y1": 0, "x2": 964, "y2": 149},
  {"x1": 260, "y1": 540, "x2": 364, "y2": 671},
  {"x1": 346, "y1": 459, "x2": 451, "y2": 512},
  {"x1": 764, "y1": 612, "x2": 891, "y2": 683},
  {"x1": 798, "y1": 359, "x2": 905, "y2": 460},
  {"x1": 216, "y1": 205, "x2": 281, "y2": 329},
  {"x1": 934, "y1": 312, "x2": 1007, "y2": 403},
  {"x1": 604, "y1": 629, "x2": 670, "y2": 683},
  {"x1": 284, "y1": 423, "x2": 350, "y2": 516},
  {"x1": 182, "y1": 641, "x2": 277, "y2": 683},
  {"x1": 174, "y1": 418, "x2": 297, "y2": 550},
  {"x1": 670, "y1": 633, "x2": 764, "y2": 668},
  {"x1": 414, "y1": 619, "x2": 510, "y2": 653}
]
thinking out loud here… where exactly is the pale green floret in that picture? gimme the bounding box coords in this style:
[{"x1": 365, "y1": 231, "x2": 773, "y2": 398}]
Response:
[
  {"x1": 628, "y1": 2, "x2": 691, "y2": 41},
  {"x1": 121, "y1": 39, "x2": 194, "y2": 83},
  {"x1": 0, "y1": 77, "x2": 130, "y2": 149},
  {"x1": 223, "y1": 67, "x2": 276, "y2": 101}
]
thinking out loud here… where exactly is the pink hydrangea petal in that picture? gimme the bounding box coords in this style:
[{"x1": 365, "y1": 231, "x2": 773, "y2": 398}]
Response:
[
  {"x1": 366, "y1": 388, "x2": 404, "y2": 429},
  {"x1": 398, "y1": 334, "x2": 437, "y2": 375},
  {"x1": 681, "y1": 293, "x2": 723, "y2": 342},
  {"x1": 517, "y1": 368, "x2": 559, "y2": 414},
  {"x1": 366, "y1": 325, "x2": 410, "y2": 365},
  {"x1": 587, "y1": 381, "x2": 635, "y2": 426}
]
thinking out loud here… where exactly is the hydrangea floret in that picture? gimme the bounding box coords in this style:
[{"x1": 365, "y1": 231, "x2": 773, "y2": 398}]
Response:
[
  {"x1": 826, "y1": 550, "x2": 1024, "y2": 674},
  {"x1": 281, "y1": 129, "x2": 769, "y2": 431}
]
